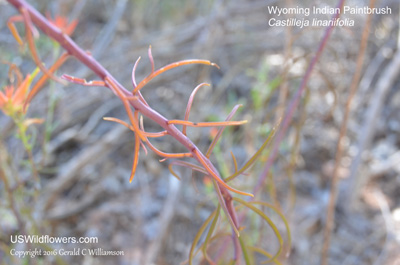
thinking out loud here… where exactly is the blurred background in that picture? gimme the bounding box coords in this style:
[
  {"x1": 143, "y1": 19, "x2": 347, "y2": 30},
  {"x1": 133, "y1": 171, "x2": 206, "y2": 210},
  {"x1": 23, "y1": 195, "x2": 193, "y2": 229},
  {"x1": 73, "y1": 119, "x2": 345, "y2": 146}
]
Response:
[{"x1": 0, "y1": 0, "x2": 399, "y2": 264}]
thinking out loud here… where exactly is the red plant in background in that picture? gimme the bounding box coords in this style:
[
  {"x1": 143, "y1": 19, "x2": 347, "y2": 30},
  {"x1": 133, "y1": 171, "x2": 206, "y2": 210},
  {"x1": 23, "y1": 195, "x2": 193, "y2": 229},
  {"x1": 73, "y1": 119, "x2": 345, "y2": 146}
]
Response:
[
  {"x1": 46, "y1": 12, "x2": 78, "y2": 36},
  {"x1": 0, "y1": 53, "x2": 69, "y2": 116},
  {"x1": 0, "y1": 66, "x2": 37, "y2": 116}
]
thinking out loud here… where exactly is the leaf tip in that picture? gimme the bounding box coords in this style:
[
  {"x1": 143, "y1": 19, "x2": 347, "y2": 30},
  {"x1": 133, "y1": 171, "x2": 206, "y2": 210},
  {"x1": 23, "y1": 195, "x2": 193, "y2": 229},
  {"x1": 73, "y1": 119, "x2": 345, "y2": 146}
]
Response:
[{"x1": 211, "y1": 62, "x2": 220, "y2": 69}]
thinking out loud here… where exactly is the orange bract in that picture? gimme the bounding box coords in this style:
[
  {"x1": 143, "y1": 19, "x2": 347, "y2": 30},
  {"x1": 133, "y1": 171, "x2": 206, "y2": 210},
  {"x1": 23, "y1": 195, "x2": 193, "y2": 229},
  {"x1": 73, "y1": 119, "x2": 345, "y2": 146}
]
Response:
[
  {"x1": 46, "y1": 12, "x2": 78, "y2": 36},
  {"x1": 0, "y1": 71, "x2": 35, "y2": 115}
]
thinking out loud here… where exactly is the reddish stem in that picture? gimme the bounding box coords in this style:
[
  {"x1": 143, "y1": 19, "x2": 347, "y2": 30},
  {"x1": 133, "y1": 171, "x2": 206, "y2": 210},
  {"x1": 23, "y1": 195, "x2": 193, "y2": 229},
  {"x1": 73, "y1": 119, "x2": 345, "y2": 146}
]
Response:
[
  {"x1": 5, "y1": 0, "x2": 227, "y2": 190},
  {"x1": 6, "y1": 0, "x2": 245, "y2": 260}
]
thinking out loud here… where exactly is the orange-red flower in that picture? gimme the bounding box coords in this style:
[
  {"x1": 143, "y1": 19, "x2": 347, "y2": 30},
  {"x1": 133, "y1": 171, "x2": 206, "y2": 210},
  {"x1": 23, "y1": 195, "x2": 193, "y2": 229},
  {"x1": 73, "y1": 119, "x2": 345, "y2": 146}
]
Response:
[
  {"x1": 46, "y1": 12, "x2": 78, "y2": 36},
  {"x1": 0, "y1": 69, "x2": 39, "y2": 116}
]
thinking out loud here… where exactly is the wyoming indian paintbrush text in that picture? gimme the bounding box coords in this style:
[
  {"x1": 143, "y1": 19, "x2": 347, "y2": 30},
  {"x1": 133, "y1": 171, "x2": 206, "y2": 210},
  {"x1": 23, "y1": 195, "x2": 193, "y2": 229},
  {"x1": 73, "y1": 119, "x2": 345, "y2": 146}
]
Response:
[{"x1": 267, "y1": 5, "x2": 392, "y2": 28}]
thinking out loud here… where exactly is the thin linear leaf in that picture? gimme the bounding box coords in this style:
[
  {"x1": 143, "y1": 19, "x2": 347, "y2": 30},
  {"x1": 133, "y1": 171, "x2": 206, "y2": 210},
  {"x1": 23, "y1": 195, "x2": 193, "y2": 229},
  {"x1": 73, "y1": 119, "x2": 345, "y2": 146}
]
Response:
[
  {"x1": 148, "y1": 45, "x2": 155, "y2": 73},
  {"x1": 239, "y1": 236, "x2": 253, "y2": 265},
  {"x1": 225, "y1": 121, "x2": 279, "y2": 182},
  {"x1": 231, "y1": 151, "x2": 238, "y2": 173},
  {"x1": 20, "y1": 8, "x2": 64, "y2": 84},
  {"x1": 202, "y1": 205, "x2": 220, "y2": 265},
  {"x1": 248, "y1": 246, "x2": 283, "y2": 265},
  {"x1": 252, "y1": 201, "x2": 291, "y2": 256},
  {"x1": 183, "y1": 83, "x2": 210, "y2": 135},
  {"x1": 206, "y1": 104, "x2": 243, "y2": 158},
  {"x1": 105, "y1": 77, "x2": 146, "y2": 142},
  {"x1": 189, "y1": 209, "x2": 217, "y2": 265},
  {"x1": 7, "y1": 15, "x2": 24, "y2": 45},
  {"x1": 26, "y1": 52, "x2": 69, "y2": 108},
  {"x1": 168, "y1": 160, "x2": 208, "y2": 181},
  {"x1": 233, "y1": 197, "x2": 283, "y2": 263},
  {"x1": 194, "y1": 149, "x2": 254, "y2": 197},
  {"x1": 131, "y1": 56, "x2": 141, "y2": 88},
  {"x1": 192, "y1": 231, "x2": 232, "y2": 259},
  {"x1": 133, "y1": 59, "x2": 219, "y2": 93}
]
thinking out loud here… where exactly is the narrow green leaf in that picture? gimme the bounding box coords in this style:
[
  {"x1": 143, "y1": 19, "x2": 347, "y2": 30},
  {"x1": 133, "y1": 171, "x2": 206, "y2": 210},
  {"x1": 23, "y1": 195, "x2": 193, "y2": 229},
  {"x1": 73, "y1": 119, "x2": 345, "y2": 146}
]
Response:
[
  {"x1": 251, "y1": 201, "x2": 291, "y2": 256},
  {"x1": 208, "y1": 232, "x2": 233, "y2": 243},
  {"x1": 230, "y1": 151, "x2": 238, "y2": 173},
  {"x1": 192, "y1": 231, "x2": 231, "y2": 261},
  {"x1": 239, "y1": 236, "x2": 253, "y2": 265},
  {"x1": 189, "y1": 209, "x2": 217, "y2": 265},
  {"x1": 202, "y1": 205, "x2": 220, "y2": 262},
  {"x1": 248, "y1": 246, "x2": 283, "y2": 265},
  {"x1": 233, "y1": 197, "x2": 283, "y2": 263},
  {"x1": 225, "y1": 121, "x2": 279, "y2": 182}
]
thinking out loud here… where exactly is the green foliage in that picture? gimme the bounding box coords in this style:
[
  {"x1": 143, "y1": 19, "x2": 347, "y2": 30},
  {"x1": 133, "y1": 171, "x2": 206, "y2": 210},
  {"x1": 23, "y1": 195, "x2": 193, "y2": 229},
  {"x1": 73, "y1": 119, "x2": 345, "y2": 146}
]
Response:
[
  {"x1": 225, "y1": 121, "x2": 278, "y2": 182},
  {"x1": 233, "y1": 197, "x2": 284, "y2": 264},
  {"x1": 189, "y1": 208, "x2": 218, "y2": 265},
  {"x1": 247, "y1": 61, "x2": 281, "y2": 111}
]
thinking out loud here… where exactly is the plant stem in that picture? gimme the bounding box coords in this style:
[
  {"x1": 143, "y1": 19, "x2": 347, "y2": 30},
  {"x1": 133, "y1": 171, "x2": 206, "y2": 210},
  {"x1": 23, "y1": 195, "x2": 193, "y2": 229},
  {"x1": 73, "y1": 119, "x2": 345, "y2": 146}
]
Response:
[
  {"x1": 6, "y1": 0, "x2": 245, "y2": 259},
  {"x1": 14, "y1": 116, "x2": 40, "y2": 187},
  {"x1": 6, "y1": 0, "x2": 238, "y2": 199}
]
